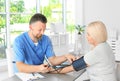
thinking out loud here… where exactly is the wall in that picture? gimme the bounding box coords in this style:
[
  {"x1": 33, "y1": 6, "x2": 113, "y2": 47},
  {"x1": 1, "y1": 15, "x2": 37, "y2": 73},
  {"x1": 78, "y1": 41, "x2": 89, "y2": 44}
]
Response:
[
  {"x1": 75, "y1": 0, "x2": 84, "y2": 25},
  {"x1": 74, "y1": 0, "x2": 120, "y2": 53},
  {"x1": 75, "y1": 0, "x2": 120, "y2": 35}
]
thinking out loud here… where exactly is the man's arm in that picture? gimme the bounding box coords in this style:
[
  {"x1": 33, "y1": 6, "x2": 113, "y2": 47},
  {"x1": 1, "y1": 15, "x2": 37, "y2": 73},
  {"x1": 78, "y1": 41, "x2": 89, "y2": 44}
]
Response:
[
  {"x1": 48, "y1": 54, "x2": 76, "y2": 65},
  {"x1": 16, "y1": 62, "x2": 50, "y2": 73}
]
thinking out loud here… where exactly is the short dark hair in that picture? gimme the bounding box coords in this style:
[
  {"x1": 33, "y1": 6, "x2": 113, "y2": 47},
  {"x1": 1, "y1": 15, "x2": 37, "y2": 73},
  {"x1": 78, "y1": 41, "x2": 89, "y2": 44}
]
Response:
[{"x1": 29, "y1": 13, "x2": 47, "y2": 25}]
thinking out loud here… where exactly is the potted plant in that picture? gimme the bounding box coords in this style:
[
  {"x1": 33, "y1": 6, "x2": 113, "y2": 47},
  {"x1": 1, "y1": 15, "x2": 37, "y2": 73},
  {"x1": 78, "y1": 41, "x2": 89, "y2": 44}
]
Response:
[
  {"x1": 75, "y1": 25, "x2": 85, "y2": 35},
  {"x1": 74, "y1": 25, "x2": 85, "y2": 56}
]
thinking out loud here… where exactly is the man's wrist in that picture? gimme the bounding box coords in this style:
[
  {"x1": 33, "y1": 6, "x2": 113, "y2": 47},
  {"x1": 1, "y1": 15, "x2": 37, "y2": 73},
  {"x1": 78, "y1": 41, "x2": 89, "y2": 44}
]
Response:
[{"x1": 36, "y1": 65, "x2": 42, "y2": 73}]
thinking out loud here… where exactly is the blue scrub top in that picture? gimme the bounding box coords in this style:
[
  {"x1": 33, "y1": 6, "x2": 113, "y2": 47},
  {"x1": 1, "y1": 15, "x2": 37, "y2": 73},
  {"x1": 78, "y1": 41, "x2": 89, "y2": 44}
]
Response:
[{"x1": 13, "y1": 32, "x2": 55, "y2": 73}]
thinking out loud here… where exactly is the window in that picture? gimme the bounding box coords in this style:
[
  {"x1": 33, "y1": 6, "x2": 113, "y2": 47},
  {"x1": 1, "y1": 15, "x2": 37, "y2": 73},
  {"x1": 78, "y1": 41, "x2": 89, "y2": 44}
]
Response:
[
  {"x1": 0, "y1": 0, "x2": 6, "y2": 59},
  {"x1": 0, "y1": 0, "x2": 5, "y2": 12},
  {"x1": 10, "y1": 0, "x2": 36, "y2": 13},
  {"x1": 0, "y1": 0, "x2": 76, "y2": 60},
  {"x1": 40, "y1": 0, "x2": 63, "y2": 29},
  {"x1": 66, "y1": 0, "x2": 75, "y2": 44},
  {"x1": 10, "y1": 0, "x2": 36, "y2": 45}
]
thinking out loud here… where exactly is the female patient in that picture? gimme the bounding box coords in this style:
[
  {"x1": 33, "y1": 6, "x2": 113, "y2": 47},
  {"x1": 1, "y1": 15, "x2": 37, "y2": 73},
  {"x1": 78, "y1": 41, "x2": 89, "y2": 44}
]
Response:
[{"x1": 54, "y1": 21, "x2": 117, "y2": 81}]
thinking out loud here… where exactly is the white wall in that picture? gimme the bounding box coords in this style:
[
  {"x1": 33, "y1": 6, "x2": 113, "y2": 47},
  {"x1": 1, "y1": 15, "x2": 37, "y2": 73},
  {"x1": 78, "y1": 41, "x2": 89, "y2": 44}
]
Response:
[
  {"x1": 74, "y1": 0, "x2": 120, "y2": 53},
  {"x1": 75, "y1": 0, "x2": 120, "y2": 35},
  {"x1": 75, "y1": 0, "x2": 84, "y2": 25}
]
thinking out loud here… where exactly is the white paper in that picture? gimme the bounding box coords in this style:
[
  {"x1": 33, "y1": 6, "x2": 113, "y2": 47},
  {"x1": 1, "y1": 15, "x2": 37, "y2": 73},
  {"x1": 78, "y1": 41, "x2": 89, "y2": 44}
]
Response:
[{"x1": 15, "y1": 72, "x2": 45, "y2": 81}]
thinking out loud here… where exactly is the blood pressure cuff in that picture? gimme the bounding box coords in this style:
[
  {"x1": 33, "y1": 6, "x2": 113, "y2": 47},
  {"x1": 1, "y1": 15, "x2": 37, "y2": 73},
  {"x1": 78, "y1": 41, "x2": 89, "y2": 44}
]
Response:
[{"x1": 72, "y1": 56, "x2": 87, "y2": 71}]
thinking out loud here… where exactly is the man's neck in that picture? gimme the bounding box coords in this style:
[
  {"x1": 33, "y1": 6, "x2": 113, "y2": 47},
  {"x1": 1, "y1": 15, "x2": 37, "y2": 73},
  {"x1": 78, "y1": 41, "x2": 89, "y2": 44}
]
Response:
[{"x1": 28, "y1": 31, "x2": 38, "y2": 43}]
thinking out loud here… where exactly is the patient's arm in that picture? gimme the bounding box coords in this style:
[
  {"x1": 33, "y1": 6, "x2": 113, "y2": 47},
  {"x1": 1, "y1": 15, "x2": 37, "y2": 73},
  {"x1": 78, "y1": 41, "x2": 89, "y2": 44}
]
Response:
[
  {"x1": 49, "y1": 65, "x2": 74, "y2": 74},
  {"x1": 50, "y1": 56, "x2": 87, "y2": 73},
  {"x1": 58, "y1": 65, "x2": 74, "y2": 73}
]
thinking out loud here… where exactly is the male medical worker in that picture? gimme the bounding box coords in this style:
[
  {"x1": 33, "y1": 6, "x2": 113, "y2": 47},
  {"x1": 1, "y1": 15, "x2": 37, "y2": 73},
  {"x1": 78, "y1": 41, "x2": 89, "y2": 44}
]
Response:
[{"x1": 13, "y1": 13, "x2": 75, "y2": 73}]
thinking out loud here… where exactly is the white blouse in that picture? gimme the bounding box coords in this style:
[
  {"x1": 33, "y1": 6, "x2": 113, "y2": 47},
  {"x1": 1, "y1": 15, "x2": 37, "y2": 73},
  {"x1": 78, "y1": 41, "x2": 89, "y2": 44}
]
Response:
[{"x1": 84, "y1": 42, "x2": 117, "y2": 81}]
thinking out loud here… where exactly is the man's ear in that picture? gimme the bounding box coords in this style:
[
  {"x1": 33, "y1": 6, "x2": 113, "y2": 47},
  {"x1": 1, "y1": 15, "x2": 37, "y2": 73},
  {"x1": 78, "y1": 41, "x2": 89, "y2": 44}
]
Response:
[{"x1": 29, "y1": 25, "x2": 32, "y2": 30}]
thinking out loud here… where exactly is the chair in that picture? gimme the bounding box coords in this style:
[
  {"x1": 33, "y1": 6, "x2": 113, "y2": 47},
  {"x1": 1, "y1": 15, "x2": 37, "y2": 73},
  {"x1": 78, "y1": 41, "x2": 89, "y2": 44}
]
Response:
[
  {"x1": 50, "y1": 22, "x2": 66, "y2": 33},
  {"x1": 6, "y1": 48, "x2": 15, "y2": 77},
  {"x1": 49, "y1": 22, "x2": 69, "y2": 56}
]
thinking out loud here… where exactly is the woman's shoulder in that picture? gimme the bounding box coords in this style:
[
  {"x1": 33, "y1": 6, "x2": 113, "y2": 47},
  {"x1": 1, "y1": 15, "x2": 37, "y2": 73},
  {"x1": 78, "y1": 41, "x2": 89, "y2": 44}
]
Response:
[{"x1": 95, "y1": 42, "x2": 110, "y2": 50}]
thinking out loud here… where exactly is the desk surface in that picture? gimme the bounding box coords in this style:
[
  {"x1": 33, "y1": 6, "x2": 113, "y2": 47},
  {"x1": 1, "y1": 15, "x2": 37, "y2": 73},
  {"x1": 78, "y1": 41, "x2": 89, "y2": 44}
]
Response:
[{"x1": 2, "y1": 69, "x2": 85, "y2": 81}]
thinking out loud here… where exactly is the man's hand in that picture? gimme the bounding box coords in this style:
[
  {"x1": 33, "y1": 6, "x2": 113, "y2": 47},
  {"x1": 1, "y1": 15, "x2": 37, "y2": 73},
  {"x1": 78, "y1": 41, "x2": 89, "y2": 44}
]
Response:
[
  {"x1": 64, "y1": 54, "x2": 76, "y2": 63},
  {"x1": 38, "y1": 64, "x2": 50, "y2": 73}
]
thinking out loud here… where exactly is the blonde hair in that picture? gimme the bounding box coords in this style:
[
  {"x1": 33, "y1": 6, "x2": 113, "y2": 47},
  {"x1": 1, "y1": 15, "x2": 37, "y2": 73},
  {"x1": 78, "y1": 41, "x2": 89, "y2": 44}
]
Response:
[{"x1": 87, "y1": 21, "x2": 107, "y2": 43}]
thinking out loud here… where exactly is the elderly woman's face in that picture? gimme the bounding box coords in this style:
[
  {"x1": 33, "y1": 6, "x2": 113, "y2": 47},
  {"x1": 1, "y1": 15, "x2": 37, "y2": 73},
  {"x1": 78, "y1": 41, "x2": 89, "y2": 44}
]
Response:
[{"x1": 86, "y1": 31, "x2": 95, "y2": 45}]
